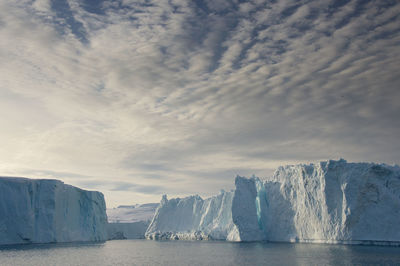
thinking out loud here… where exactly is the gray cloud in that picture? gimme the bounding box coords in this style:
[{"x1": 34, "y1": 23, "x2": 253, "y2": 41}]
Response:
[
  {"x1": 74, "y1": 179, "x2": 164, "y2": 193},
  {"x1": 17, "y1": 169, "x2": 93, "y2": 180},
  {"x1": 109, "y1": 182, "x2": 163, "y2": 194},
  {"x1": 0, "y1": 0, "x2": 399, "y2": 206}
]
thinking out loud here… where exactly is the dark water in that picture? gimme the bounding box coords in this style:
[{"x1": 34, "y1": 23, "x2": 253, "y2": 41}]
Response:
[{"x1": 1, "y1": 240, "x2": 400, "y2": 266}]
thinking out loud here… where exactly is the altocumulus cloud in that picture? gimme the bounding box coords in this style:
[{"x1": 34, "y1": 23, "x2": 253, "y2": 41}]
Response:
[{"x1": 0, "y1": 0, "x2": 399, "y2": 206}]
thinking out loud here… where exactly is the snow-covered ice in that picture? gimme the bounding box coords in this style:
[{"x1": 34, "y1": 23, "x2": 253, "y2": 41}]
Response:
[
  {"x1": 146, "y1": 159, "x2": 400, "y2": 243},
  {"x1": 106, "y1": 203, "x2": 158, "y2": 240},
  {"x1": 146, "y1": 191, "x2": 237, "y2": 240},
  {"x1": 0, "y1": 177, "x2": 107, "y2": 245},
  {"x1": 107, "y1": 203, "x2": 158, "y2": 223}
]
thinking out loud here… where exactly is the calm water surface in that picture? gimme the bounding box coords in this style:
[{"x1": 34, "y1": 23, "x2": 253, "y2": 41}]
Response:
[{"x1": 1, "y1": 240, "x2": 400, "y2": 266}]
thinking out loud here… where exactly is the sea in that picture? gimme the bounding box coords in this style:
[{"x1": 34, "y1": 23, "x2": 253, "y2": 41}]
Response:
[{"x1": 1, "y1": 240, "x2": 400, "y2": 266}]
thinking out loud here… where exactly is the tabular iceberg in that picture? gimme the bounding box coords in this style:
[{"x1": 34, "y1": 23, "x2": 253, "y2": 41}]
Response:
[
  {"x1": 145, "y1": 159, "x2": 400, "y2": 244},
  {"x1": 106, "y1": 203, "x2": 158, "y2": 240},
  {"x1": 0, "y1": 177, "x2": 107, "y2": 245}
]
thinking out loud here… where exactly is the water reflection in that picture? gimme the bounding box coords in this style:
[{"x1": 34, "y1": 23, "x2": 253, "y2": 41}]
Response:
[{"x1": 1, "y1": 240, "x2": 400, "y2": 266}]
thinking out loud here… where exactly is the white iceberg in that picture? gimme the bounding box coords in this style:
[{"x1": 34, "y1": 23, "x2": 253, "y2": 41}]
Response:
[
  {"x1": 146, "y1": 191, "x2": 237, "y2": 240},
  {"x1": 0, "y1": 177, "x2": 107, "y2": 245},
  {"x1": 264, "y1": 159, "x2": 400, "y2": 243},
  {"x1": 107, "y1": 203, "x2": 158, "y2": 223},
  {"x1": 106, "y1": 203, "x2": 158, "y2": 240},
  {"x1": 146, "y1": 159, "x2": 400, "y2": 244}
]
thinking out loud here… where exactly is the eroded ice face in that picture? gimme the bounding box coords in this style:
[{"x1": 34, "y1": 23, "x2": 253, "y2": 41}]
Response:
[{"x1": 0, "y1": 177, "x2": 107, "y2": 245}]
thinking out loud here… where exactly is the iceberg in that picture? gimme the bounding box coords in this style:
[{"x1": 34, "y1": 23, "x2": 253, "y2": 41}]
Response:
[
  {"x1": 106, "y1": 203, "x2": 158, "y2": 240},
  {"x1": 263, "y1": 159, "x2": 400, "y2": 243},
  {"x1": 146, "y1": 159, "x2": 400, "y2": 244},
  {"x1": 146, "y1": 191, "x2": 237, "y2": 240},
  {"x1": 107, "y1": 203, "x2": 158, "y2": 223},
  {"x1": 0, "y1": 177, "x2": 107, "y2": 245}
]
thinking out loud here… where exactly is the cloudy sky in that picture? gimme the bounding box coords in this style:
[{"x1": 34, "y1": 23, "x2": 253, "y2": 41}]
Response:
[{"x1": 0, "y1": 0, "x2": 399, "y2": 207}]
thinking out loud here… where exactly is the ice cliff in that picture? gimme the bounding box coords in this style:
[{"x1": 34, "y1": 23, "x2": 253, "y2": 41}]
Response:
[
  {"x1": 146, "y1": 191, "x2": 237, "y2": 240},
  {"x1": 145, "y1": 159, "x2": 400, "y2": 243},
  {"x1": 0, "y1": 177, "x2": 107, "y2": 245}
]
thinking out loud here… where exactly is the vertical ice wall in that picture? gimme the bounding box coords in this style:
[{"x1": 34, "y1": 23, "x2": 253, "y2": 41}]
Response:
[
  {"x1": 231, "y1": 177, "x2": 266, "y2": 241},
  {"x1": 0, "y1": 177, "x2": 108, "y2": 245},
  {"x1": 264, "y1": 159, "x2": 400, "y2": 243}
]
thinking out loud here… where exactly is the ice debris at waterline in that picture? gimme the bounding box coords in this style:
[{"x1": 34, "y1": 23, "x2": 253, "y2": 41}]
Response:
[
  {"x1": 0, "y1": 177, "x2": 107, "y2": 245},
  {"x1": 145, "y1": 159, "x2": 400, "y2": 244}
]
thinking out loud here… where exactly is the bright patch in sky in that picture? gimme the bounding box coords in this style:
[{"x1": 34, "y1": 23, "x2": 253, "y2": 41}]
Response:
[{"x1": 0, "y1": 0, "x2": 399, "y2": 207}]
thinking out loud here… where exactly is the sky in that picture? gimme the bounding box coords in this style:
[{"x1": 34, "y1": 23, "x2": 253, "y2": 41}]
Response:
[{"x1": 0, "y1": 0, "x2": 399, "y2": 207}]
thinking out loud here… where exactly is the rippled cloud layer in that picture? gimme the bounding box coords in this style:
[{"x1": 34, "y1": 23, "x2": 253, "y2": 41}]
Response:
[{"x1": 1, "y1": 0, "x2": 399, "y2": 206}]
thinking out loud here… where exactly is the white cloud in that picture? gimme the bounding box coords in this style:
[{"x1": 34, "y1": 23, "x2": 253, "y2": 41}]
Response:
[
  {"x1": 0, "y1": 0, "x2": 399, "y2": 207},
  {"x1": 32, "y1": 0, "x2": 51, "y2": 13}
]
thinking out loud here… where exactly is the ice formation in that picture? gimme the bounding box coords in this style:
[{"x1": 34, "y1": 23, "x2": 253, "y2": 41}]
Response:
[
  {"x1": 146, "y1": 159, "x2": 400, "y2": 243},
  {"x1": 146, "y1": 191, "x2": 237, "y2": 240},
  {"x1": 106, "y1": 203, "x2": 158, "y2": 239},
  {"x1": 107, "y1": 203, "x2": 158, "y2": 223},
  {"x1": 0, "y1": 177, "x2": 107, "y2": 245}
]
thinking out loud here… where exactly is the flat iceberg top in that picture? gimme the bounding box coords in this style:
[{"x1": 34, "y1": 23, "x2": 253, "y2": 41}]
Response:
[
  {"x1": 271, "y1": 159, "x2": 400, "y2": 180},
  {"x1": 107, "y1": 203, "x2": 159, "y2": 223},
  {"x1": 0, "y1": 176, "x2": 102, "y2": 193},
  {"x1": 0, "y1": 176, "x2": 62, "y2": 184}
]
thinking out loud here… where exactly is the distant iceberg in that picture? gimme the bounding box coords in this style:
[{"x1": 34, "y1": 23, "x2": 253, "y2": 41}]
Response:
[
  {"x1": 106, "y1": 203, "x2": 158, "y2": 240},
  {"x1": 0, "y1": 177, "x2": 107, "y2": 245},
  {"x1": 107, "y1": 203, "x2": 158, "y2": 223},
  {"x1": 145, "y1": 159, "x2": 400, "y2": 244}
]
